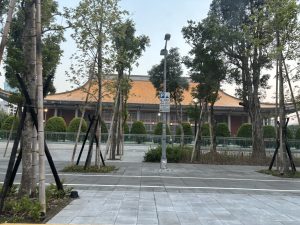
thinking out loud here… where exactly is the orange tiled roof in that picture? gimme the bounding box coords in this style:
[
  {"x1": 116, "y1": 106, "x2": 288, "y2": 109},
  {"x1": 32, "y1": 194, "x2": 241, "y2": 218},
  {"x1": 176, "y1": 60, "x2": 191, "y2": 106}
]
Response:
[{"x1": 45, "y1": 78, "x2": 275, "y2": 108}]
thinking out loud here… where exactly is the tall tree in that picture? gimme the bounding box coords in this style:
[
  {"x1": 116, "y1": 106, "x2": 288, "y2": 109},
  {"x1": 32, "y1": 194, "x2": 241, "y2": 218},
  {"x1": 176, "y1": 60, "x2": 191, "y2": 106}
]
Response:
[
  {"x1": 182, "y1": 18, "x2": 227, "y2": 155},
  {"x1": 209, "y1": 0, "x2": 272, "y2": 162},
  {"x1": 267, "y1": 0, "x2": 300, "y2": 173},
  {"x1": 4, "y1": 0, "x2": 64, "y2": 95},
  {"x1": 108, "y1": 19, "x2": 149, "y2": 159},
  {"x1": 3, "y1": 0, "x2": 64, "y2": 197},
  {"x1": 149, "y1": 48, "x2": 188, "y2": 148},
  {"x1": 66, "y1": 0, "x2": 125, "y2": 166}
]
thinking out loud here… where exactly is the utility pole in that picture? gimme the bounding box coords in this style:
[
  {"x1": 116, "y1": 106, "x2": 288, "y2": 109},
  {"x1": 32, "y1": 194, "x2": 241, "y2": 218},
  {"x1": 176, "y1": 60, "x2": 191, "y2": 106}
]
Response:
[{"x1": 160, "y1": 33, "x2": 170, "y2": 169}]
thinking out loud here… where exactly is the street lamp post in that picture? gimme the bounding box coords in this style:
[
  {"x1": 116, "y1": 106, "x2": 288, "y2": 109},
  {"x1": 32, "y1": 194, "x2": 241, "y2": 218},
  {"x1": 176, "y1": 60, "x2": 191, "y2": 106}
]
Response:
[{"x1": 160, "y1": 33, "x2": 171, "y2": 169}]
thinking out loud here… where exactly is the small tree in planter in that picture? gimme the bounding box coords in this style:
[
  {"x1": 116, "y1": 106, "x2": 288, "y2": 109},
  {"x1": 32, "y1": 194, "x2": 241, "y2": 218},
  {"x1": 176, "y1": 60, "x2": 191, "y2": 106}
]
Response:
[
  {"x1": 201, "y1": 123, "x2": 210, "y2": 137},
  {"x1": 176, "y1": 123, "x2": 193, "y2": 144},
  {"x1": 45, "y1": 117, "x2": 67, "y2": 141},
  {"x1": 130, "y1": 121, "x2": 147, "y2": 144}
]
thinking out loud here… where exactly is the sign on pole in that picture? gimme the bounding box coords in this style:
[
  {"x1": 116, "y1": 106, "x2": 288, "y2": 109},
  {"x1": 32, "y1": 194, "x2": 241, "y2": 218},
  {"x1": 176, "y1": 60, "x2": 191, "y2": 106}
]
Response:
[{"x1": 159, "y1": 92, "x2": 170, "y2": 112}]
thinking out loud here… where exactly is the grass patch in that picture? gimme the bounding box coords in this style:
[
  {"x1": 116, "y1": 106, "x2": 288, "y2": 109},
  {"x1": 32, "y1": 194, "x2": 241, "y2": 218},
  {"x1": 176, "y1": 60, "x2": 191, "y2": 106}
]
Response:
[
  {"x1": 62, "y1": 164, "x2": 117, "y2": 173},
  {"x1": 258, "y1": 169, "x2": 300, "y2": 178},
  {"x1": 0, "y1": 183, "x2": 73, "y2": 223}
]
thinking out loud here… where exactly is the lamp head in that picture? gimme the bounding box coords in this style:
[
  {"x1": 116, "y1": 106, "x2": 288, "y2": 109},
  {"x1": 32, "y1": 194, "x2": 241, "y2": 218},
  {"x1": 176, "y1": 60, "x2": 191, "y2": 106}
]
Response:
[
  {"x1": 160, "y1": 49, "x2": 168, "y2": 56},
  {"x1": 164, "y1": 33, "x2": 171, "y2": 41}
]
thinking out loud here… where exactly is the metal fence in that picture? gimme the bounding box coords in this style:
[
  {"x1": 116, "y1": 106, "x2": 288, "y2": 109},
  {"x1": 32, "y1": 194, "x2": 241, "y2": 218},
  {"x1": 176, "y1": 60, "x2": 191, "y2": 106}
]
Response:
[{"x1": 1, "y1": 130, "x2": 300, "y2": 152}]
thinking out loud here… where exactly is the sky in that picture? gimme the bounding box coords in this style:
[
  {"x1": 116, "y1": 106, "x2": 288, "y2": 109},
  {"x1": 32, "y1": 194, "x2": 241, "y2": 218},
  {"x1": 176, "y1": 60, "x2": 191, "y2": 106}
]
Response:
[{"x1": 54, "y1": 0, "x2": 213, "y2": 92}]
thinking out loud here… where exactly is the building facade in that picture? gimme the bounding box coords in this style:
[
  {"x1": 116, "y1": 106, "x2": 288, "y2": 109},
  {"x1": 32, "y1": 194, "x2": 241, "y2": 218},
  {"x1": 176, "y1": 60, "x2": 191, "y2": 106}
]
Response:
[{"x1": 43, "y1": 75, "x2": 280, "y2": 136}]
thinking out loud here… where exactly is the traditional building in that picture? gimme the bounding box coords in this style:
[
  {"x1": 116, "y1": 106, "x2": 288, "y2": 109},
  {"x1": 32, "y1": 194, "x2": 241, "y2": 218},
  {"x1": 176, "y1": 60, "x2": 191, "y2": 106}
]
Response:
[{"x1": 42, "y1": 75, "x2": 282, "y2": 135}]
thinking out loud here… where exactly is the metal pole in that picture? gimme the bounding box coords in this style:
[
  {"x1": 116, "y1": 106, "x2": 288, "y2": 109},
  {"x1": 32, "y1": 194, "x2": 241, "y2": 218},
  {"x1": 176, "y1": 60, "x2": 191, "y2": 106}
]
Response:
[
  {"x1": 161, "y1": 34, "x2": 170, "y2": 169},
  {"x1": 161, "y1": 46, "x2": 167, "y2": 169}
]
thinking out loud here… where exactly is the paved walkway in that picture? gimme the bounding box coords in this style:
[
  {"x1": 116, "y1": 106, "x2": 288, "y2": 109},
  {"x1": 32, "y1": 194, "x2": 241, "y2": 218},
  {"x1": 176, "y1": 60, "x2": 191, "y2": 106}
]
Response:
[
  {"x1": 46, "y1": 163, "x2": 300, "y2": 225},
  {"x1": 1, "y1": 142, "x2": 300, "y2": 224}
]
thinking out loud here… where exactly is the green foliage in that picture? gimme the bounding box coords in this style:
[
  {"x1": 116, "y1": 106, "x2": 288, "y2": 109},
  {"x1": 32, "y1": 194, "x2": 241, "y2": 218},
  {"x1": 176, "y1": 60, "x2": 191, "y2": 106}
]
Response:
[
  {"x1": 45, "y1": 116, "x2": 67, "y2": 132},
  {"x1": 149, "y1": 48, "x2": 189, "y2": 105},
  {"x1": 62, "y1": 165, "x2": 116, "y2": 173},
  {"x1": 144, "y1": 146, "x2": 192, "y2": 163},
  {"x1": 176, "y1": 123, "x2": 193, "y2": 136},
  {"x1": 46, "y1": 183, "x2": 66, "y2": 199},
  {"x1": 4, "y1": 0, "x2": 64, "y2": 94},
  {"x1": 216, "y1": 123, "x2": 230, "y2": 137},
  {"x1": 295, "y1": 128, "x2": 300, "y2": 139},
  {"x1": 154, "y1": 122, "x2": 170, "y2": 135},
  {"x1": 131, "y1": 121, "x2": 146, "y2": 143},
  {"x1": 130, "y1": 121, "x2": 146, "y2": 134},
  {"x1": 0, "y1": 110, "x2": 9, "y2": 128},
  {"x1": 201, "y1": 123, "x2": 210, "y2": 136},
  {"x1": 1, "y1": 116, "x2": 19, "y2": 130},
  {"x1": 287, "y1": 127, "x2": 293, "y2": 139},
  {"x1": 237, "y1": 123, "x2": 252, "y2": 138},
  {"x1": 4, "y1": 196, "x2": 41, "y2": 222},
  {"x1": 101, "y1": 121, "x2": 108, "y2": 134},
  {"x1": 67, "y1": 117, "x2": 87, "y2": 132},
  {"x1": 263, "y1": 125, "x2": 276, "y2": 138},
  {"x1": 124, "y1": 123, "x2": 129, "y2": 134}
]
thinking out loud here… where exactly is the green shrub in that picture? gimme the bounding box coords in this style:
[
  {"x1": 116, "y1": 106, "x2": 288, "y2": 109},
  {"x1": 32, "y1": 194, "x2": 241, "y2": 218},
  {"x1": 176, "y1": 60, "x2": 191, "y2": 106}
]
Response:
[
  {"x1": 0, "y1": 109, "x2": 9, "y2": 128},
  {"x1": 175, "y1": 123, "x2": 193, "y2": 144},
  {"x1": 263, "y1": 125, "x2": 276, "y2": 138},
  {"x1": 201, "y1": 123, "x2": 210, "y2": 136},
  {"x1": 153, "y1": 122, "x2": 171, "y2": 143},
  {"x1": 124, "y1": 123, "x2": 129, "y2": 134},
  {"x1": 216, "y1": 123, "x2": 230, "y2": 137},
  {"x1": 295, "y1": 127, "x2": 300, "y2": 139},
  {"x1": 287, "y1": 127, "x2": 293, "y2": 139},
  {"x1": 67, "y1": 117, "x2": 88, "y2": 133},
  {"x1": 176, "y1": 123, "x2": 193, "y2": 136},
  {"x1": 45, "y1": 116, "x2": 67, "y2": 132},
  {"x1": 131, "y1": 121, "x2": 146, "y2": 143},
  {"x1": 154, "y1": 122, "x2": 170, "y2": 135},
  {"x1": 1, "y1": 116, "x2": 19, "y2": 130},
  {"x1": 45, "y1": 117, "x2": 67, "y2": 141},
  {"x1": 144, "y1": 146, "x2": 192, "y2": 163},
  {"x1": 237, "y1": 123, "x2": 252, "y2": 138}
]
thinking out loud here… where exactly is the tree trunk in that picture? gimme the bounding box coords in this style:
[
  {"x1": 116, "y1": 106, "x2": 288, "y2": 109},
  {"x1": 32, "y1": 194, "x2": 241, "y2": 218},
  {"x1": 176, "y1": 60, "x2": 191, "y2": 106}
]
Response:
[
  {"x1": 36, "y1": 0, "x2": 46, "y2": 214},
  {"x1": 19, "y1": 0, "x2": 36, "y2": 197},
  {"x1": 277, "y1": 32, "x2": 289, "y2": 173},
  {"x1": 209, "y1": 103, "x2": 217, "y2": 156},
  {"x1": 191, "y1": 101, "x2": 205, "y2": 162}
]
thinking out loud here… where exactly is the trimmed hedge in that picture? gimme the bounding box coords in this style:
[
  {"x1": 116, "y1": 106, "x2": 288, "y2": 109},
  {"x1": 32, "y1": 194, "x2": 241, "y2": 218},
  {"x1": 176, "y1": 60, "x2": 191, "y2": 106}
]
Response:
[
  {"x1": 154, "y1": 122, "x2": 170, "y2": 135},
  {"x1": 237, "y1": 123, "x2": 252, "y2": 138},
  {"x1": 175, "y1": 123, "x2": 193, "y2": 144},
  {"x1": 131, "y1": 121, "x2": 146, "y2": 143},
  {"x1": 1, "y1": 116, "x2": 19, "y2": 130},
  {"x1": 263, "y1": 125, "x2": 276, "y2": 138},
  {"x1": 67, "y1": 117, "x2": 88, "y2": 133},
  {"x1": 201, "y1": 123, "x2": 210, "y2": 136},
  {"x1": 176, "y1": 123, "x2": 193, "y2": 136},
  {"x1": 216, "y1": 123, "x2": 230, "y2": 137},
  {"x1": 45, "y1": 117, "x2": 67, "y2": 132}
]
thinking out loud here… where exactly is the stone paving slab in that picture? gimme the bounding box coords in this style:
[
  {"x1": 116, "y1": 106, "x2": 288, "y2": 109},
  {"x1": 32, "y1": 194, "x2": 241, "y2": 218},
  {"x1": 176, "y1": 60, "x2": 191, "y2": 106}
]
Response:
[{"x1": 47, "y1": 190, "x2": 300, "y2": 225}]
